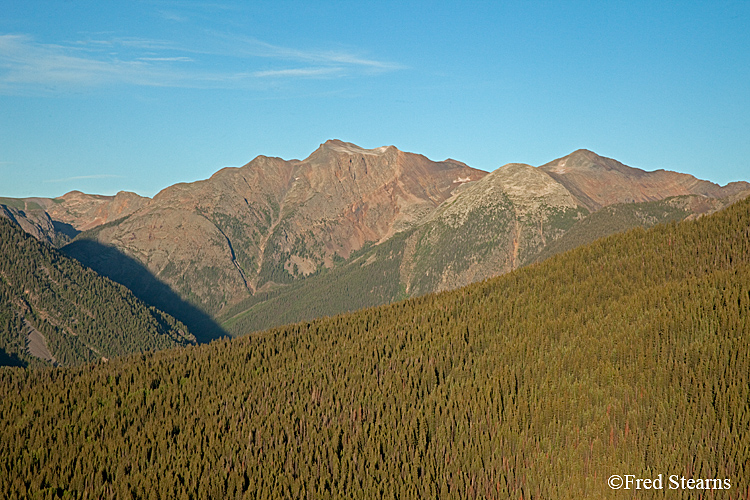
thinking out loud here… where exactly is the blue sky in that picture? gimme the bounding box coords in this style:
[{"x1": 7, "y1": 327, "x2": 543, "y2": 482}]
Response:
[{"x1": 1, "y1": 1, "x2": 748, "y2": 198}]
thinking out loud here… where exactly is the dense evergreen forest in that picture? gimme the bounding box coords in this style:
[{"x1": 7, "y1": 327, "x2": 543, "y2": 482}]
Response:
[
  {"x1": 1, "y1": 196, "x2": 749, "y2": 498},
  {"x1": 0, "y1": 218, "x2": 195, "y2": 367}
]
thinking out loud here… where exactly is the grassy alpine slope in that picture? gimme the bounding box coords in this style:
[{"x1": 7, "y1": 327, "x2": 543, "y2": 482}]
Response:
[{"x1": 1, "y1": 196, "x2": 748, "y2": 498}]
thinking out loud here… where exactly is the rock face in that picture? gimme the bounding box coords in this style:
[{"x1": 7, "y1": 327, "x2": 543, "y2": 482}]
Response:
[
  {"x1": 1, "y1": 191, "x2": 149, "y2": 245},
  {"x1": 540, "y1": 149, "x2": 750, "y2": 211},
  {"x1": 0, "y1": 203, "x2": 62, "y2": 246},
  {"x1": 35, "y1": 190, "x2": 150, "y2": 232}
]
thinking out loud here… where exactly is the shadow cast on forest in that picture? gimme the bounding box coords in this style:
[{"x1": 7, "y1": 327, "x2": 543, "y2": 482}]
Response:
[
  {"x1": 0, "y1": 347, "x2": 27, "y2": 368},
  {"x1": 52, "y1": 220, "x2": 80, "y2": 240},
  {"x1": 62, "y1": 240, "x2": 228, "y2": 344}
]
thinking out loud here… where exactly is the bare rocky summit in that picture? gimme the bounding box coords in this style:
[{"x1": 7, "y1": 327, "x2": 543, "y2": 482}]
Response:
[
  {"x1": 36, "y1": 190, "x2": 149, "y2": 231},
  {"x1": 540, "y1": 149, "x2": 749, "y2": 211}
]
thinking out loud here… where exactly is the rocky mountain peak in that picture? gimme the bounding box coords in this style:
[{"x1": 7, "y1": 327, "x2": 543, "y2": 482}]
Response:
[
  {"x1": 540, "y1": 150, "x2": 750, "y2": 211},
  {"x1": 55, "y1": 141, "x2": 485, "y2": 315},
  {"x1": 494, "y1": 163, "x2": 580, "y2": 213},
  {"x1": 32, "y1": 190, "x2": 150, "y2": 232},
  {"x1": 322, "y1": 139, "x2": 393, "y2": 155},
  {"x1": 542, "y1": 149, "x2": 632, "y2": 176},
  {"x1": 304, "y1": 139, "x2": 396, "y2": 167},
  {"x1": 429, "y1": 162, "x2": 580, "y2": 229}
]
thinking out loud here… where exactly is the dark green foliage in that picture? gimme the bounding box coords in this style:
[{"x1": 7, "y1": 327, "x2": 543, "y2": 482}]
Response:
[
  {"x1": 535, "y1": 196, "x2": 693, "y2": 262},
  {"x1": 220, "y1": 233, "x2": 409, "y2": 335},
  {"x1": 544, "y1": 204, "x2": 588, "y2": 232},
  {"x1": 0, "y1": 346, "x2": 25, "y2": 367},
  {"x1": 0, "y1": 218, "x2": 195, "y2": 366},
  {"x1": 204, "y1": 195, "x2": 699, "y2": 336},
  {"x1": 1, "y1": 197, "x2": 749, "y2": 498}
]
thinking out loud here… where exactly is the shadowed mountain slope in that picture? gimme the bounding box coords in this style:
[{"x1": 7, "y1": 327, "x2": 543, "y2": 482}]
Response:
[
  {"x1": 0, "y1": 202, "x2": 67, "y2": 247},
  {"x1": 0, "y1": 218, "x2": 195, "y2": 367},
  {"x1": 62, "y1": 239, "x2": 228, "y2": 344}
]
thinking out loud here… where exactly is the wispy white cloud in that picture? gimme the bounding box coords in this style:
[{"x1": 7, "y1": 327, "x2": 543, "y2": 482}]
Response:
[
  {"x1": 44, "y1": 174, "x2": 126, "y2": 183},
  {"x1": 224, "y1": 35, "x2": 404, "y2": 72},
  {"x1": 137, "y1": 56, "x2": 194, "y2": 62},
  {"x1": 0, "y1": 34, "x2": 187, "y2": 90},
  {"x1": 68, "y1": 36, "x2": 182, "y2": 53},
  {"x1": 0, "y1": 32, "x2": 402, "y2": 94},
  {"x1": 157, "y1": 10, "x2": 189, "y2": 23},
  {"x1": 155, "y1": 1, "x2": 244, "y2": 22},
  {"x1": 252, "y1": 67, "x2": 344, "y2": 78}
]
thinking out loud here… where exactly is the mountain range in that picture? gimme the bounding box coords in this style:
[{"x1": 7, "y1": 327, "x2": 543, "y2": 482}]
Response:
[{"x1": 3, "y1": 140, "x2": 748, "y2": 342}]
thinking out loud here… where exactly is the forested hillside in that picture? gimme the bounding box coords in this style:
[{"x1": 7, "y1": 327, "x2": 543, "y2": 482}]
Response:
[
  {"x1": 1, "y1": 194, "x2": 748, "y2": 498},
  {"x1": 0, "y1": 218, "x2": 195, "y2": 367}
]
